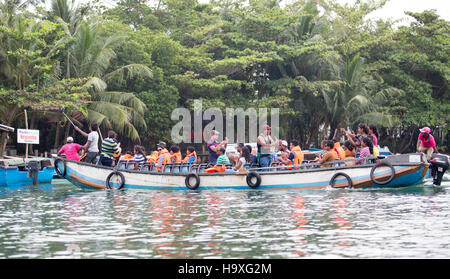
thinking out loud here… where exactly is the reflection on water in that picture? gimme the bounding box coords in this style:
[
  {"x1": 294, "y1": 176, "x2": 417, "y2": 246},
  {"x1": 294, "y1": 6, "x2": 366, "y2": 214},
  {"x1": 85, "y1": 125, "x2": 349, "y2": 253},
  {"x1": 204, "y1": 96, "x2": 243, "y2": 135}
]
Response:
[{"x1": 0, "y1": 176, "x2": 450, "y2": 258}]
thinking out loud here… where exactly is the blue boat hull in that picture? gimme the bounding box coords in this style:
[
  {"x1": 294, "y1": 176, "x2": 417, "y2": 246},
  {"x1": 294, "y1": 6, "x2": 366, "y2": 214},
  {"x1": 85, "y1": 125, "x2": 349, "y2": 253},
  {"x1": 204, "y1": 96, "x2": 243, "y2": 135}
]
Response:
[{"x1": 0, "y1": 167, "x2": 54, "y2": 186}]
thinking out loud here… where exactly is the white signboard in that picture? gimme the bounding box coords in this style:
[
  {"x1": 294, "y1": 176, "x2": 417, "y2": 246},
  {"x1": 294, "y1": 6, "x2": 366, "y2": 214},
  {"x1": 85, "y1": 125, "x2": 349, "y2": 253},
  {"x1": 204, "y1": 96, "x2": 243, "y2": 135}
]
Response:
[{"x1": 17, "y1": 129, "x2": 39, "y2": 144}]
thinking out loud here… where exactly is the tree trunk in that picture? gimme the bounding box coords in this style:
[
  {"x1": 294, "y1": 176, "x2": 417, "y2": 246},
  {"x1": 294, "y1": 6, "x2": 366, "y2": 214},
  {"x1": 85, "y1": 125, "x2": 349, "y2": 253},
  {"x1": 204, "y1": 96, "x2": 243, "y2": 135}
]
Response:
[
  {"x1": 54, "y1": 124, "x2": 61, "y2": 149},
  {"x1": 0, "y1": 105, "x2": 19, "y2": 157},
  {"x1": 328, "y1": 122, "x2": 338, "y2": 140}
]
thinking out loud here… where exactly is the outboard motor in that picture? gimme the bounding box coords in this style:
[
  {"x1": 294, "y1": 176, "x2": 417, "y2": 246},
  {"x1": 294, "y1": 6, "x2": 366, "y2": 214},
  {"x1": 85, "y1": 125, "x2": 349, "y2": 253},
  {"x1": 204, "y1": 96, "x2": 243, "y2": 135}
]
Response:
[
  {"x1": 27, "y1": 160, "x2": 40, "y2": 185},
  {"x1": 429, "y1": 154, "x2": 449, "y2": 186}
]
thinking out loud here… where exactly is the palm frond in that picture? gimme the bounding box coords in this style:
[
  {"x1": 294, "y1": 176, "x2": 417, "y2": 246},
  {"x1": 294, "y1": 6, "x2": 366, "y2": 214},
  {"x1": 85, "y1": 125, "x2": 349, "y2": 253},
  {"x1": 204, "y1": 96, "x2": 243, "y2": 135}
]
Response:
[{"x1": 102, "y1": 64, "x2": 153, "y2": 86}]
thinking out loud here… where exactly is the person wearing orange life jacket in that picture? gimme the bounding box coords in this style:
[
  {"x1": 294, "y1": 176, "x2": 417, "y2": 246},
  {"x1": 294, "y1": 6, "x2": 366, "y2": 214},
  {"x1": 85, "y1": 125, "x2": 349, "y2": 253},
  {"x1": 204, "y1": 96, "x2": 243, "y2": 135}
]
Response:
[
  {"x1": 147, "y1": 150, "x2": 159, "y2": 163},
  {"x1": 169, "y1": 145, "x2": 182, "y2": 163},
  {"x1": 183, "y1": 146, "x2": 197, "y2": 163},
  {"x1": 332, "y1": 139, "x2": 346, "y2": 160},
  {"x1": 277, "y1": 140, "x2": 304, "y2": 169},
  {"x1": 155, "y1": 142, "x2": 171, "y2": 171}
]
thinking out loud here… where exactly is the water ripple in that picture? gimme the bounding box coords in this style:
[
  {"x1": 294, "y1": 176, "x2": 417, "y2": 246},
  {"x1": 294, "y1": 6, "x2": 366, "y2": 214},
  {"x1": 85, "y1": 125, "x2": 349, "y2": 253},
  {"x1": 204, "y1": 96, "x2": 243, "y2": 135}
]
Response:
[{"x1": 0, "y1": 176, "x2": 449, "y2": 258}]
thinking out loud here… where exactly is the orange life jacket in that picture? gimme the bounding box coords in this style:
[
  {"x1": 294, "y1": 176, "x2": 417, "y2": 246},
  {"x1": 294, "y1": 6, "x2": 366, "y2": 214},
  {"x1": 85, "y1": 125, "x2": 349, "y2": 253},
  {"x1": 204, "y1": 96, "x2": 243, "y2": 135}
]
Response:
[
  {"x1": 121, "y1": 154, "x2": 133, "y2": 160},
  {"x1": 155, "y1": 149, "x2": 170, "y2": 171},
  {"x1": 170, "y1": 151, "x2": 182, "y2": 163},
  {"x1": 289, "y1": 146, "x2": 304, "y2": 169},
  {"x1": 333, "y1": 142, "x2": 346, "y2": 160},
  {"x1": 183, "y1": 151, "x2": 197, "y2": 163},
  {"x1": 204, "y1": 165, "x2": 226, "y2": 173},
  {"x1": 147, "y1": 151, "x2": 159, "y2": 163}
]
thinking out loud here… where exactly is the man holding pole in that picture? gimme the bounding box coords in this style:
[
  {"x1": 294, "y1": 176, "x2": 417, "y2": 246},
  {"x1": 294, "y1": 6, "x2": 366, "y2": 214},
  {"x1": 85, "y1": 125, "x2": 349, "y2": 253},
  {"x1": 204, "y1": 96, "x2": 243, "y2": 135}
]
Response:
[{"x1": 74, "y1": 123, "x2": 99, "y2": 164}]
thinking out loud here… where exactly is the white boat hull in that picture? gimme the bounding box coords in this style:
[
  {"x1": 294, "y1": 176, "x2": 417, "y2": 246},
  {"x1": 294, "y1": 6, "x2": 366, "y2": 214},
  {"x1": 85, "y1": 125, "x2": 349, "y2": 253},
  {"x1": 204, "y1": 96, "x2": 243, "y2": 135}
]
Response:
[{"x1": 58, "y1": 154, "x2": 429, "y2": 191}]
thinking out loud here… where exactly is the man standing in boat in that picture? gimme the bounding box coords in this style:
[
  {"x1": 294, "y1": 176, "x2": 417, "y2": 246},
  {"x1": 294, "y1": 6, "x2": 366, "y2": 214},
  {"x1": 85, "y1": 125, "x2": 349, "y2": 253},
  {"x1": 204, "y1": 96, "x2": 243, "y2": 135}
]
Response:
[
  {"x1": 74, "y1": 123, "x2": 99, "y2": 164},
  {"x1": 257, "y1": 124, "x2": 278, "y2": 168}
]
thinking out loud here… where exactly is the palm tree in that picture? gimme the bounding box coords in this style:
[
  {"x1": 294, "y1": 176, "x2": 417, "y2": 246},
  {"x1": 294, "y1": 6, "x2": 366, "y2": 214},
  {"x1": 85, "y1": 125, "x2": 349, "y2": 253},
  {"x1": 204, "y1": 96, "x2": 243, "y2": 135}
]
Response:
[
  {"x1": 322, "y1": 54, "x2": 396, "y2": 139},
  {"x1": 68, "y1": 20, "x2": 152, "y2": 141}
]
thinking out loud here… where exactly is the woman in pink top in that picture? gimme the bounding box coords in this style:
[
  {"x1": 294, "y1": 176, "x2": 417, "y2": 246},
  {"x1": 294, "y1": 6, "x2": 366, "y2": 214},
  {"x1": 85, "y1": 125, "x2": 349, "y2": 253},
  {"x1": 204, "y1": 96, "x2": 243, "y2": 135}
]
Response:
[
  {"x1": 416, "y1": 127, "x2": 438, "y2": 160},
  {"x1": 369, "y1": 124, "x2": 379, "y2": 146},
  {"x1": 58, "y1": 137, "x2": 82, "y2": 161}
]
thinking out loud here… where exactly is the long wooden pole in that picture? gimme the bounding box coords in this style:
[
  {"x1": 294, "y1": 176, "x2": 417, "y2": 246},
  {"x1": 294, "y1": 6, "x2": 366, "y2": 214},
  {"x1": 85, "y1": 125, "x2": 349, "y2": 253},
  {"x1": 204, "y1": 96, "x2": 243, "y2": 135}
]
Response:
[{"x1": 24, "y1": 109, "x2": 28, "y2": 159}]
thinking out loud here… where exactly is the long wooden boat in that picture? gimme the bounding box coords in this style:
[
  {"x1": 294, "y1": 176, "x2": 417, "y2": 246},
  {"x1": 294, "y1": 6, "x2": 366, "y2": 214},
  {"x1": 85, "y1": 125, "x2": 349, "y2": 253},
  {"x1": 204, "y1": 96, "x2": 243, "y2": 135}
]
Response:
[
  {"x1": 56, "y1": 153, "x2": 439, "y2": 191},
  {"x1": 0, "y1": 157, "x2": 54, "y2": 186}
]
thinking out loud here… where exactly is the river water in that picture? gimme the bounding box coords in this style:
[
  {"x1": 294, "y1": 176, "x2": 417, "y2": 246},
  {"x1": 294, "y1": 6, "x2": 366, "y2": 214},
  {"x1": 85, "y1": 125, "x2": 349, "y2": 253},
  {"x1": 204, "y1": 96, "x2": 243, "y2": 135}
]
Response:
[{"x1": 0, "y1": 174, "x2": 449, "y2": 259}]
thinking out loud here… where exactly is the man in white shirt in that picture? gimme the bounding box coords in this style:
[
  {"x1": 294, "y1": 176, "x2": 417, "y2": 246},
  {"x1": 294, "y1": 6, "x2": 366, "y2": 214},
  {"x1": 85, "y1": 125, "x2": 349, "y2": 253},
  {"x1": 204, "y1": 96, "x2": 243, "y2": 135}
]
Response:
[{"x1": 74, "y1": 123, "x2": 99, "y2": 164}]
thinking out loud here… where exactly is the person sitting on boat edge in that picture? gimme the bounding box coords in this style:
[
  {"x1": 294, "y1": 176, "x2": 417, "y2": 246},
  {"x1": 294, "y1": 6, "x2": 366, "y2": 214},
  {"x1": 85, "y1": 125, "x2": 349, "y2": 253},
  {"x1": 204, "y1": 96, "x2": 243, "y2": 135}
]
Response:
[
  {"x1": 416, "y1": 126, "x2": 438, "y2": 160},
  {"x1": 315, "y1": 140, "x2": 338, "y2": 168},
  {"x1": 207, "y1": 130, "x2": 228, "y2": 166},
  {"x1": 183, "y1": 146, "x2": 197, "y2": 164},
  {"x1": 169, "y1": 145, "x2": 182, "y2": 163},
  {"x1": 74, "y1": 123, "x2": 99, "y2": 164},
  {"x1": 155, "y1": 142, "x2": 170, "y2": 171},
  {"x1": 132, "y1": 145, "x2": 146, "y2": 170},
  {"x1": 98, "y1": 130, "x2": 120, "y2": 167},
  {"x1": 58, "y1": 137, "x2": 82, "y2": 161}
]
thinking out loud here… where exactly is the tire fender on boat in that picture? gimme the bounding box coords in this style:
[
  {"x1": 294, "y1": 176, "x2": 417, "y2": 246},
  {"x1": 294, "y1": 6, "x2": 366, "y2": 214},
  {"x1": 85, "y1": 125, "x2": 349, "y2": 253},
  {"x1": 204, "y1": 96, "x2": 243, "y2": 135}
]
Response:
[
  {"x1": 185, "y1": 173, "x2": 200, "y2": 189},
  {"x1": 246, "y1": 172, "x2": 261, "y2": 189},
  {"x1": 370, "y1": 161, "x2": 395, "y2": 185},
  {"x1": 54, "y1": 158, "x2": 67, "y2": 178},
  {"x1": 329, "y1": 172, "x2": 353, "y2": 188},
  {"x1": 106, "y1": 171, "x2": 126, "y2": 190}
]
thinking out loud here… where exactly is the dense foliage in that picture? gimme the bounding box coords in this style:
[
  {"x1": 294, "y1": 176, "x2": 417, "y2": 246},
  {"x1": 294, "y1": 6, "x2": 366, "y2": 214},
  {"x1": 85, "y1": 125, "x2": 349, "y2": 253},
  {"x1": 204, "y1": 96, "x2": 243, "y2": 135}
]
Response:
[{"x1": 0, "y1": 0, "x2": 448, "y2": 155}]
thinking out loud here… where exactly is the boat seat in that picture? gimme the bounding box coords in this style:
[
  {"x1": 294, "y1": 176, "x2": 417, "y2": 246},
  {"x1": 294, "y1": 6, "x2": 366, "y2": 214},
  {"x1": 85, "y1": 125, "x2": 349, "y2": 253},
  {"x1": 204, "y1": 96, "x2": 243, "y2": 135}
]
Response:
[{"x1": 180, "y1": 163, "x2": 190, "y2": 173}]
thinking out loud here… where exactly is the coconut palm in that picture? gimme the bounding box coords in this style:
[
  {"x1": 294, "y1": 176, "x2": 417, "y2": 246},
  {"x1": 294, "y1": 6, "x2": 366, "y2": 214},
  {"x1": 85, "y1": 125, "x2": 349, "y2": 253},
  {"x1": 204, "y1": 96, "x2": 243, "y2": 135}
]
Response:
[
  {"x1": 67, "y1": 20, "x2": 152, "y2": 141},
  {"x1": 322, "y1": 53, "x2": 396, "y2": 139}
]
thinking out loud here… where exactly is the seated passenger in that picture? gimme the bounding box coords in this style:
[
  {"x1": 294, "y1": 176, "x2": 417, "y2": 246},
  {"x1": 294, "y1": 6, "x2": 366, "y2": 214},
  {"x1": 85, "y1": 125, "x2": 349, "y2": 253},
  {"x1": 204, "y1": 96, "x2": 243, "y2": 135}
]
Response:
[
  {"x1": 279, "y1": 140, "x2": 304, "y2": 169},
  {"x1": 315, "y1": 140, "x2": 338, "y2": 168},
  {"x1": 205, "y1": 147, "x2": 230, "y2": 173},
  {"x1": 246, "y1": 144, "x2": 258, "y2": 165},
  {"x1": 155, "y1": 142, "x2": 170, "y2": 171},
  {"x1": 368, "y1": 136, "x2": 380, "y2": 156},
  {"x1": 369, "y1": 124, "x2": 379, "y2": 147},
  {"x1": 343, "y1": 140, "x2": 356, "y2": 166},
  {"x1": 216, "y1": 146, "x2": 230, "y2": 165},
  {"x1": 357, "y1": 137, "x2": 374, "y2": 164},
  {"x1": 343, "y1": 140, "x2": 356, "y2": 158},
  {"x1": 183, "y1": 146, "x2": 197, "y2": 163},
  {"x1": 278, "y1": 151, "x2": 290, "y2": 169},
  {"x1": 147, "y1": 151, "x2": 159, "y2": 163},
  {"x1": 332, "y1": 139, "x2": 346, "y2": 159},
  {"x1": 132, "y1": 145, "x2": 146, "y2": 170},
  {"x1": 234, "y1": 146, "x2": 251, "y2": 173},
  {"x1": 169, "y1": 145, "x2": 182, "y2": 163}
]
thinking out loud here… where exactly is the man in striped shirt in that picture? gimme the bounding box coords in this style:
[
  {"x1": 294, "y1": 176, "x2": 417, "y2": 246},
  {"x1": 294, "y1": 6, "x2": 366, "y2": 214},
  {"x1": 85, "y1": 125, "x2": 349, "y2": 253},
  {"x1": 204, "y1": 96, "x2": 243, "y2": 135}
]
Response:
[{"x1": 99, "y1": 130, "x2": 120, "y2": 167}]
